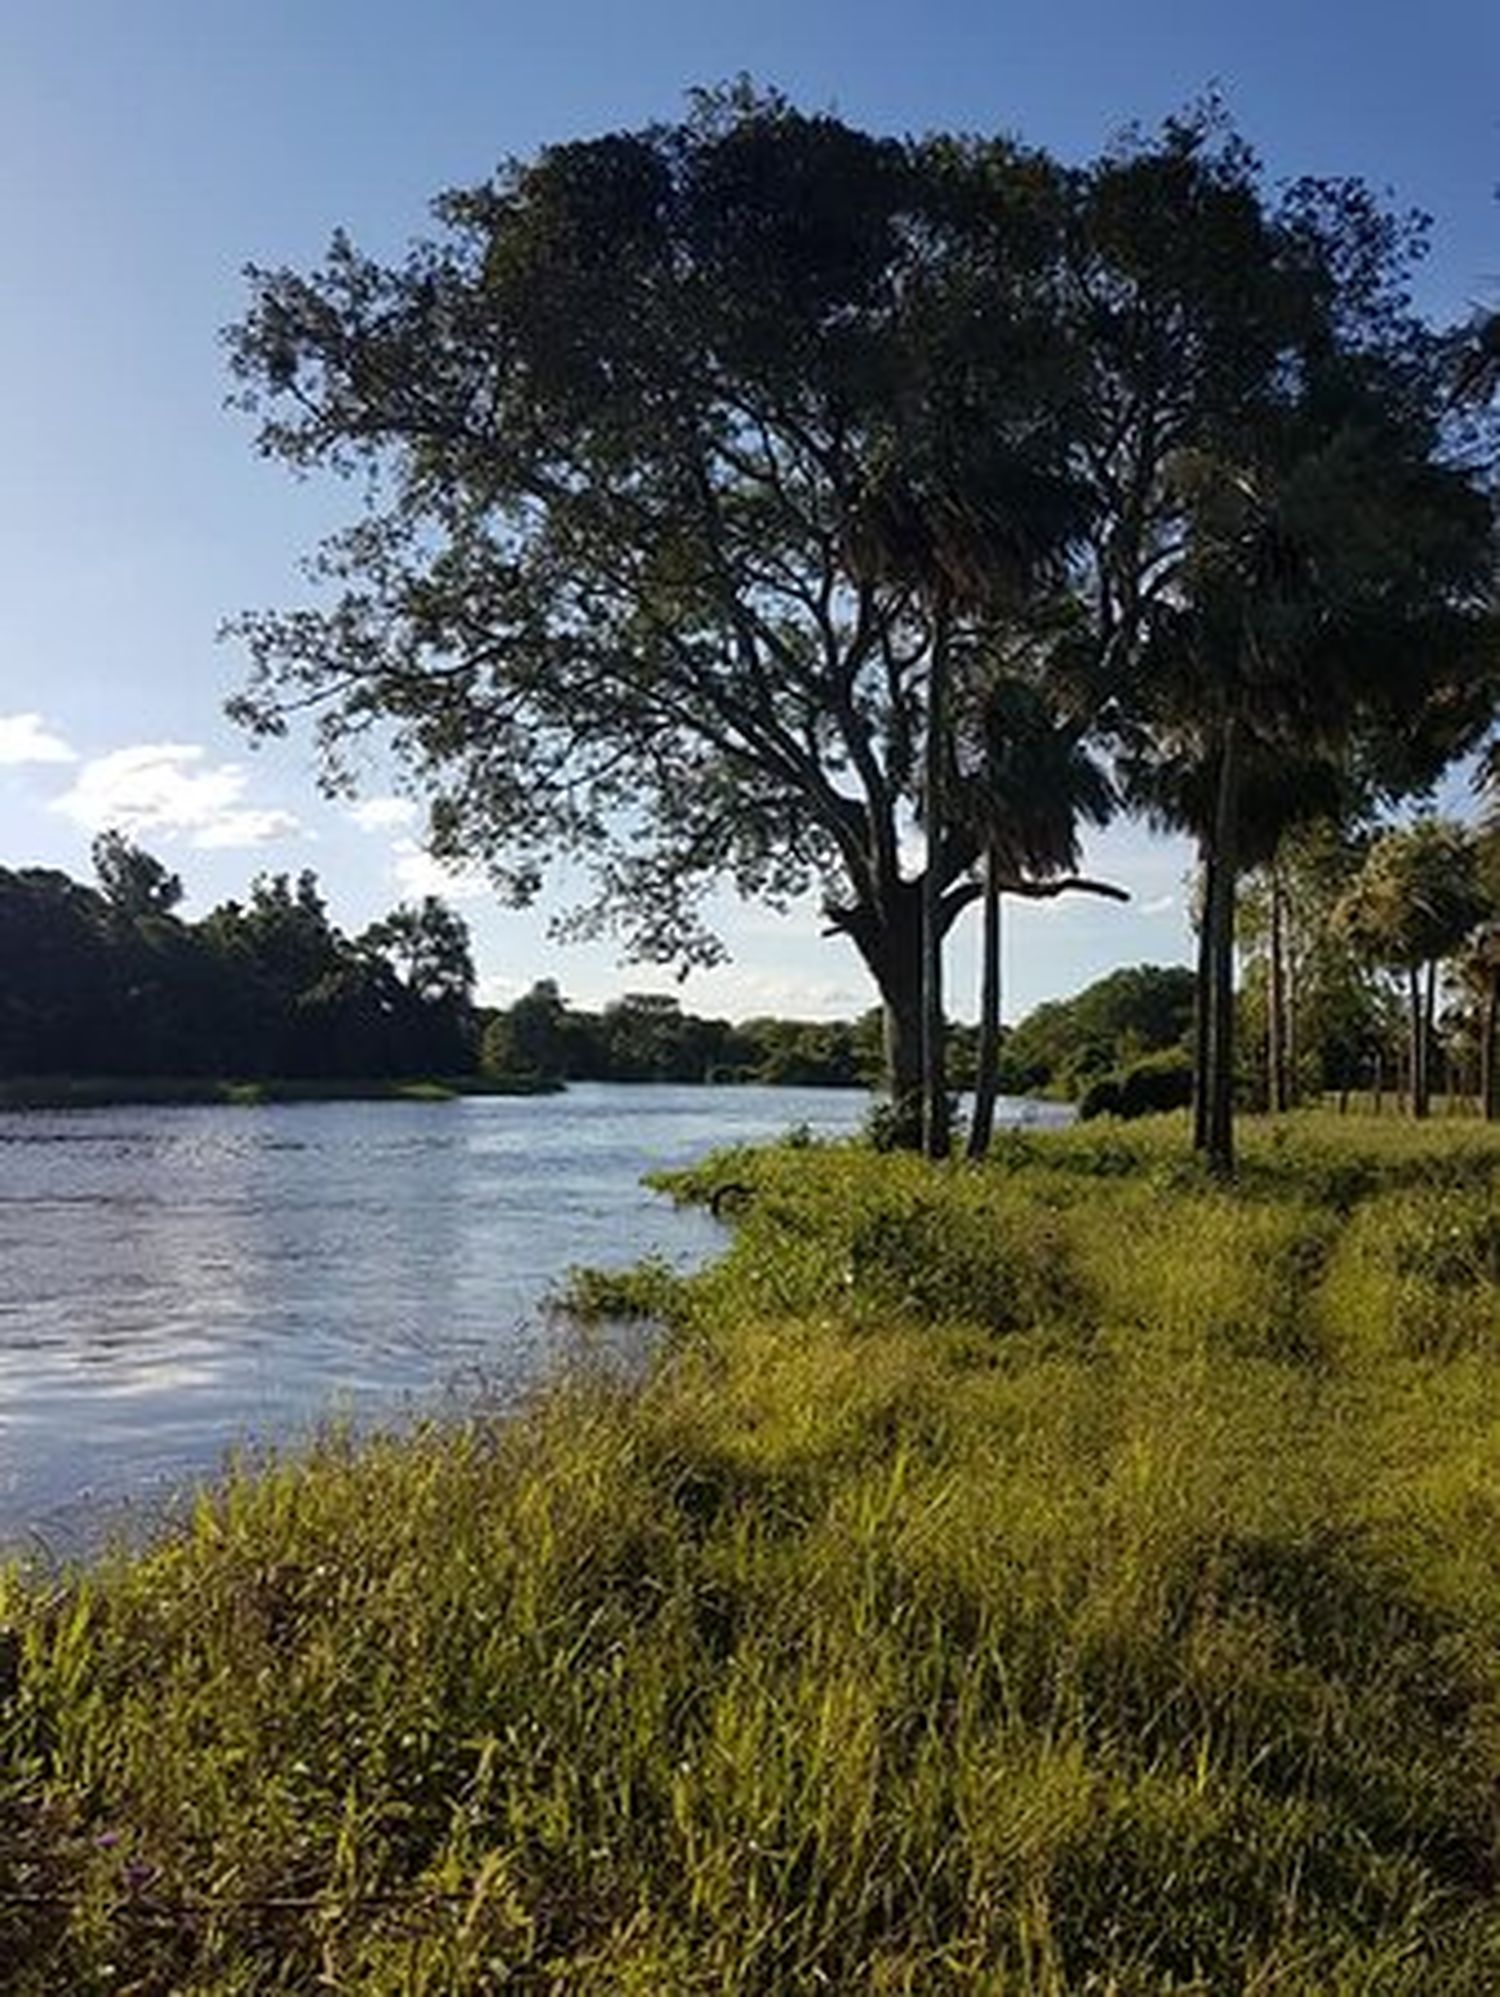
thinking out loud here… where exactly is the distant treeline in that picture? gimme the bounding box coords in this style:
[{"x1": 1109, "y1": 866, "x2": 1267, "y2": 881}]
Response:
[
  {"x1": 482, "y1": 967, "x2": 1197, "y2": 1099},
  {"x1": 480, "y1": 981, "x2": 881, "y2": 1088},
  {"x1": 1, "y1": 838, "x2": 1204, "y2": 1099},
  {"x1": 0, "y1": 837, "x2": 477, "y2": 1081},
  {"x1": 0, "y1": 841, "x2": 885, "y2": 1091}
]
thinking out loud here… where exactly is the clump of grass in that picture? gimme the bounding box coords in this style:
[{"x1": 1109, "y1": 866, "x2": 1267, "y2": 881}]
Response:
[
  {"x1": 1322, "y1": 1185, "x2": 1500, "y2": 1361},
  {"x1": 553, "y1": 1253, "x2": 692, "y2": 1325},
  {"x1": 5, "y1": 1113, "x2": 1500, "y2": 1990},
  {"x1": 655, "y1": 1146, "x2": 1095, "y2": 1335}
]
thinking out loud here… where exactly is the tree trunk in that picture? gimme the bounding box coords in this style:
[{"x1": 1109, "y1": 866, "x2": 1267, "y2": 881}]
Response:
[
  {"x1": 1482, "y1": 970, "x2": 1499, "y2": 1123},
  {"x1": 872, "y1": 908, "x2": 923, "y2": 1147},
  {"x1": 1203, "y1": 718, "x2": 1240, "y2": 1178},
  {"x1": 841, "y1": 860, "x2": 982, "y2": 1150},
  {"x1": 840, "y1": 881, "x2": 925, "y2": 1147},
  {"x1": 967, "y1": 853, "x2": 1002, "y2": 1161},
  {"x1": 1192, "y1": 856, "x2": 1213, "y2": 1153},
  {"x1": 1424, "y1": 957, "x2": 1439, "y2": 1115},
  {"x1": 1284, "y1": 892, "x2": 1298, "y2": 1104},
  {"x1": 1267, "y1": 858, "x2": 1288, "y2": 1113},
  {"x1": 1408, "y1": 967, "x2": 1427, "y2": 1119},
  {"x1": 921, "y1": 589, "x2": 952, "y2": 1160}
]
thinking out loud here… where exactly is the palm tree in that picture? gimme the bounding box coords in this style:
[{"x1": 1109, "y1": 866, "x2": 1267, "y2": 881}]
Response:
[
  {"x1": 1463, "y1": 805, "x2": 1500, "y2": 1120},
  {"x1": 956, "y1": 671, "x2": 1115, "y2": 1158},
  {"x1": 1454, "y1": 925, "x2": 1500, "y2": 1119},
  {"x1": 1119, "y1": 379, "x2": 1494, "y2": 1174},
  {"x1": 847, "y1": 463, "x2": 1088, "y2": 1159},
  {"x1": 1334, "y1": 820, "x2": 1490, "y2": 1118}
]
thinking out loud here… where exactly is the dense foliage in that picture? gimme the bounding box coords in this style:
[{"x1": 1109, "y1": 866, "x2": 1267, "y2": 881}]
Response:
[
  {"x1": 993, "y1": 962, "x2": 1196, "y2": 1097},
  {"x1": 223, "y1": 85, "x2": 1500, "y2": 1163},
  {"x1": 0, "y1": 840, "x2": 477, "y2": 1082},
  {"x1": 6, "y1": 1116, "x2": 1500, "y2": 1989},
  {"x1": 0, "y1": 847, "x2": 891, "y2": 1091},
  {"x1": 481, "y1": 980, "x2": 878, "y2": 1087}
]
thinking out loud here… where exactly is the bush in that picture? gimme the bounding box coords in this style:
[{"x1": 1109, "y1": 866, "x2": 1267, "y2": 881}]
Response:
[{"x1": 1080, "y1": 1049, "x2": 1194, "y2": 1121}]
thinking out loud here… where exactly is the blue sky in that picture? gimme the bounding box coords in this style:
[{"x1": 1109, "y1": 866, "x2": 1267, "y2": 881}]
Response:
[{"x1": 2, "y1": 0, "x2": 1495, "y2": 1022}]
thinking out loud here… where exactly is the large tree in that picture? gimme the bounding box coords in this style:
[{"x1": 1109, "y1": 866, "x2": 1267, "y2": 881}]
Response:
[
  {"x1": 1071, "y1": 116, "x2": 1497, "y2": 1171},
  {"x1": 226, "y1": 95, "x2": 1494, "y2": 1150},
  {"x1": 225, "y1": 91, "x2": 1110, "y2": 1127}
]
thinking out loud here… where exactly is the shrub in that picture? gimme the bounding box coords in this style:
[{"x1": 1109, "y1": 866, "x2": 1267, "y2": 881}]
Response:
[{"x1": 1080, "y1": 1049, "x2": 1194, "y2": 1121}]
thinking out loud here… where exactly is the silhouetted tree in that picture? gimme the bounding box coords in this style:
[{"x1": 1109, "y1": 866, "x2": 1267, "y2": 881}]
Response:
[
  {"x1": 224, "y1": 90, "x2": 1109, "y2": 1139},
  {"x1": 92, "y1": 830, "x2": 183, "y2": 919}
]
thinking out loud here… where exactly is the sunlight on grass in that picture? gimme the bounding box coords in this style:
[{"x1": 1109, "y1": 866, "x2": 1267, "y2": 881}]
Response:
[{"x1": 4, "y1": 1112, "x2": 1500, "y2": 1990}]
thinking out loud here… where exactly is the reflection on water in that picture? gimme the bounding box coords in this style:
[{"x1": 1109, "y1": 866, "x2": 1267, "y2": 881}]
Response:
[
  {"x1": 0, "y1": 1086, "x2": 849, "y2": 1548},
  {"x1": 0, "y1": 1083, "x2": 1067, "y2": 1552}
]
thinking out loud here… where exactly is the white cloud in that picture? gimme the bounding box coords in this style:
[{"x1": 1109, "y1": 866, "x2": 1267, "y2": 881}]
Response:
[
  {"x1": 672, "y1": 969, "x2": 869, "y2": 1021},
  {"x1": 347, "y1": 795, "x2": 420, "y2": 833},
  {"x1": 391, "y1": 838, "x2": 491, "y2": 903},
  {"x1": 51, "y1": 743, "x2": 300, "y2": 849},
  {"x1": 1140, "y1": 893, "x2": 1177, "y2": 917},
  {"x1": 192, "y1": 808, "x2": 303, "y2": 850},
  {"x1": 476, "y1": 971, "x2": 523, "y2": 1009},
  {"x1": 732, "y1": 973, "x2": 866, "y2": 1013},
  {"x1": 0, "y1": 712, "x2": 76, "y2": 766}
]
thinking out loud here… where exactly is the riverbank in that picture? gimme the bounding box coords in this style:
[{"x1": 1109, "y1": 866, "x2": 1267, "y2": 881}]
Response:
[
  {"x1": 4, "y1": 1112, "x2": 1500, "y2": 1990},
  {"x1": 0, "y1": 1073, "x2": 563, "y2": 1109}
]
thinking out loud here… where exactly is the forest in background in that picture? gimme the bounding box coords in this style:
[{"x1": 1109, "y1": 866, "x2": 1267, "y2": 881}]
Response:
[
  {"x1": 9, "y1": 815, "x2": 1498, "y2": 1114},
  {"x1": 0, "y1": 836, "x2": 880, "y2": 1091}
]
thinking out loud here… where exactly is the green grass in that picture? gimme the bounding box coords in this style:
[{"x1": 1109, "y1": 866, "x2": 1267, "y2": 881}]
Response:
[{"x1": 5, "y1": 1113, "x2": 1500, "y2": 1990}]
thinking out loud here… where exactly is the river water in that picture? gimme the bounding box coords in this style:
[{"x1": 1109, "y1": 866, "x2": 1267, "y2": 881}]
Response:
[{"x1": 0, "y1": 1083, "x2": 1062, "y2": 1553}]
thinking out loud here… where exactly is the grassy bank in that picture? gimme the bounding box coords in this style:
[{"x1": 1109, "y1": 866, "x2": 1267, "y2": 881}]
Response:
[
  {"x1": 4, "y1": 1115, "x2": 1500, "y2": 1990},
  {"x1": 0, "y1": 1074, "x2": 562, "y2": 1110}
]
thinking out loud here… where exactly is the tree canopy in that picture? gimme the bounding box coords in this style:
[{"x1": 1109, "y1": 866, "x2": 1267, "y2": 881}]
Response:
[
  {"x1": 0, "y1": 841, "x2": 479, "y2": 1082},
  {"x1": 225, "y1": 89, "x2": 1116, "y2": 1126},
  {"x1": 225, "y1": 87, "x2": 1500, "y2": 1157}
]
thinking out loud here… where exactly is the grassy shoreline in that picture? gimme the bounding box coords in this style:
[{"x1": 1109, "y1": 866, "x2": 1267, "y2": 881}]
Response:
[{"x1": 4, "y1": 1112, "x2": 1500, "y2": 1990}]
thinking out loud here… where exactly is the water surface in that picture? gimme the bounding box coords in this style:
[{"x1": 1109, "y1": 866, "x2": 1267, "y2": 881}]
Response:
[{"x1": 0, "y1": 1082, "x2": 1064, "y2": 1552}]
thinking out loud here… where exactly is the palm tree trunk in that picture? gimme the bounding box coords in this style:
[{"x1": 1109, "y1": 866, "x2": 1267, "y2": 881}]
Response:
[
  {"x1": 967, "y1": 853, "x2": 1002, "y2": 1160},
  {"x1": 1424, "y1": 957, "x2": 1439, "y2": 1114},
  {"x1": 1204, "y1": 717, "x2": 1240, "y2": 1177},
  {"x1": 1267, "y1": 858, "x2": 1288, "y2": 1112},
  {"x1": 922, "y1": 587, "x2": 952, "y2": 1160},
  {"x1": 1192, "y1": 855, "x2": 1212, "y2": 1153},
  {"x1": 1482, "y1": 970, "x2": 1499, "y2": 1123},
  {"x1": 1408, "y1": 966, "x2": 1427, "y2": 1119},
  {"x1": 1284, "y1": 905, "x2": 1298, "y2": 1104}
]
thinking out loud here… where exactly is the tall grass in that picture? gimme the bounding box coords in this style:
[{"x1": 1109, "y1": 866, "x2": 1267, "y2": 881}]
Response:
[{"x1": 3, "y1": 1113, "x2": 1500, "y2": 1991}]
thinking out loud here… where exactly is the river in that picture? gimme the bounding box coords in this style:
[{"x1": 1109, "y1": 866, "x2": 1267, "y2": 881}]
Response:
[{"x1": 0, "y1": 1083, "x2": 1065, "y2": 1553}]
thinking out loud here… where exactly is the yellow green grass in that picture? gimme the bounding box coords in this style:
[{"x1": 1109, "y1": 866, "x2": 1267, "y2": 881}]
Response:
[{"x1": 4, "y1": 1113, "x2": 1500, "y2": 1991}]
